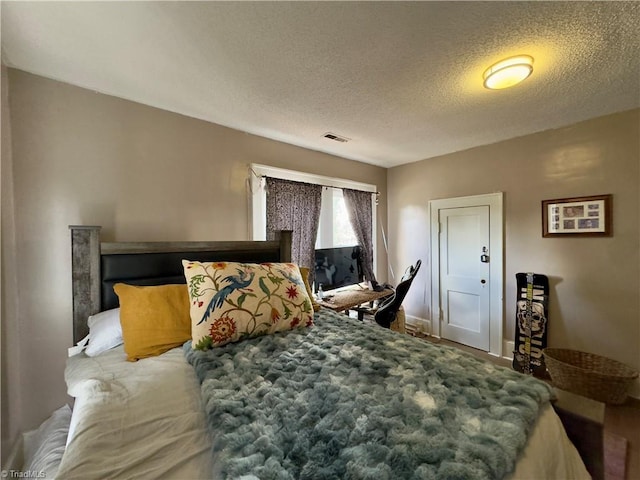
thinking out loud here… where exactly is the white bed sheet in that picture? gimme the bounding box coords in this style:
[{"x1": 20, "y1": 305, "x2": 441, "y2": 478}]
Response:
[
  {"x1": 59, "y1": 345, "x2": 589, "y2": 480},
  {"x1": 58, "y1": 346, "x2": 212, "y2": 479}
]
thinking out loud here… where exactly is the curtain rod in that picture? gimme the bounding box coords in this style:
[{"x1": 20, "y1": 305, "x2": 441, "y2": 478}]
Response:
[{"x1": 258, "y1": 173, "x2": 380, "y2": 196}]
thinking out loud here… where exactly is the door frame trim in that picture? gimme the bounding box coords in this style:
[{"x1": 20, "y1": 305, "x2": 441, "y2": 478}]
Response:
[{"x1": 429, "y1": 192, "x2": 504, "y2": 357}]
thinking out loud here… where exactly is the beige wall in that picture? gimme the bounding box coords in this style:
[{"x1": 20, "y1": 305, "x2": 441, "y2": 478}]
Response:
[
  {"x1": 1, "y1": 69, "x2": 387, "y2": 445},
  {"x1": 388, "y1": 108, "x2": 640, "y2": 397},
  {"x1": 3, "y1": 67, "x2": 637, "y2": 455},
  {"x1": 2, "y1": 65, "x2": 23, "y2": 463}
]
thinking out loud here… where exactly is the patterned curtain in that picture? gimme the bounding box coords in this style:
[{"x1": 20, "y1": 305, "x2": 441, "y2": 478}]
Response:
[
  {"x1": 342, "y1": 188, "x2": 379, "y2": 288},
  {"x1": 265, "y1": 178, "x2": 322, "y2": 278}
]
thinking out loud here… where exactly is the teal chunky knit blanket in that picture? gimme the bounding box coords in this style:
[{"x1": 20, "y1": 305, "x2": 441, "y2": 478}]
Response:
[{"x1": 185, "y1": 309, "x2": 552, "y2": 480}]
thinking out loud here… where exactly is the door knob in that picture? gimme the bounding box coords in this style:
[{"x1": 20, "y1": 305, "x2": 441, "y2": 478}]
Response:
[{"x1": 480, "y1": 279, "x2": 486, "y2": 284}]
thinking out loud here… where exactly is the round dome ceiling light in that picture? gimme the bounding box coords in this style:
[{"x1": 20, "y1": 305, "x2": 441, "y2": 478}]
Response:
[{"x1": 483, "y1": 55, "x2": 534, "y2": 90}]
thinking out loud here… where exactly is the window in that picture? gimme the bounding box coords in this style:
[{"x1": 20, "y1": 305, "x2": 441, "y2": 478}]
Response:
[
  {"x1": 316, "y1": 188, "x2": 358, "y2": 248},
  {"x1": 250, "y1": 164, "x2": 376, "y2": 269}
]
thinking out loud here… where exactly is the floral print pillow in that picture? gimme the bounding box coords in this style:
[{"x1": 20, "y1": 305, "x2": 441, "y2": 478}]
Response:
[{"x1": 182, "y1": 261, "x2": 314, "y2": 349}]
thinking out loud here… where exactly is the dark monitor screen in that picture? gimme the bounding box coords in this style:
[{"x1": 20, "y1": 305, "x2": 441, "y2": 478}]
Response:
[{"x1": 314, "y1": 245, "x2": 363, "y2": 291}]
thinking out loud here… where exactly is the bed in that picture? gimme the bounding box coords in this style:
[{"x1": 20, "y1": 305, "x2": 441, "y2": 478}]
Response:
[{"x1": 57, "y1": 225, "x2": 589, "y2": 479}]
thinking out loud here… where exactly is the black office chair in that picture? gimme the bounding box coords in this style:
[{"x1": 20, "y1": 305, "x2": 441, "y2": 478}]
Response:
[{"x1": 374, "y1": 260, "x2": 422, "y2": 329}]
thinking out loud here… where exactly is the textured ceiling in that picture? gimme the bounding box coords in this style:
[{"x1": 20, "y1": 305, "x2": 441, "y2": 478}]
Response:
[{"x1": 2, "y1": 1, "x2": 639, "y2": 167}]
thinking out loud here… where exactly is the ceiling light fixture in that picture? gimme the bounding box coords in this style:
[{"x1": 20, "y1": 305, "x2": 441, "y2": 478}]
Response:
[{"x1": 483, "y1": 55, "x2": 534, "y2": 90}]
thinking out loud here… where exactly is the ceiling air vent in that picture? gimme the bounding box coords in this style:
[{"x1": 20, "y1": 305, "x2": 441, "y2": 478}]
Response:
[{"x1": 323, "y1": 132, "x2": 350, "y2": 143}]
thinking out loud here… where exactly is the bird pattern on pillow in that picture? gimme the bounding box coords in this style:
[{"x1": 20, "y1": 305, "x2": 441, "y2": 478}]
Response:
[{"x1": 183, "y1": 261, "x2": 314, "y2": 349}]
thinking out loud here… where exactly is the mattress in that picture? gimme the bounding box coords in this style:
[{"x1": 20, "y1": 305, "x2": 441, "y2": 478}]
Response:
[{"x1": 58, "y1": 340, "x2": 589, "y2": 480}]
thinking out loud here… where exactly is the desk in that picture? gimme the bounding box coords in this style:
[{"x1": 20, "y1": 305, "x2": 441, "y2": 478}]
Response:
[{"x1": 317, "y1": 284, "x2": 393, "y2": 318}]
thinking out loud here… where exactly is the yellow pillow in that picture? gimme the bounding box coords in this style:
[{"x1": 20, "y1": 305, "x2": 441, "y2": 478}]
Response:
[
  {"x1": 113, "y1": 283, "x2": 191, "y2": 361},
  {"x1": 299, "y1": 266, "x2": 321, "y2": 312}
]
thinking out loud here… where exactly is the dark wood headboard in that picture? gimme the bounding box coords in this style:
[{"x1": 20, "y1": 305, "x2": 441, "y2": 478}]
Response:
[{"x1": 69, "y1": 225, "x2": 292, "y2": 343}]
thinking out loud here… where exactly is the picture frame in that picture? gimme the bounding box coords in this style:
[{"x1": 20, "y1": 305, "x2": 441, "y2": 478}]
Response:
[{"x1": 542, "y1": 194, "x2": 612, "y2": 237}]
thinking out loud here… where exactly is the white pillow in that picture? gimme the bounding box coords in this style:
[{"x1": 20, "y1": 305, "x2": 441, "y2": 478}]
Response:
[
  {"x1": 85, "y1": 308, "x2": 123, "y2": 357},
  {"x1": 23, "y1": 404, "x2": 72, "y2": 478}
]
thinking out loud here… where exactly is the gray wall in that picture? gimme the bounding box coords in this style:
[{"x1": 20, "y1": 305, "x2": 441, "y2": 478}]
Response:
[
  {"x1": 1, "y1": 69, "x2": 388, "y2": 459},
  {"x1": 388, "y1": 108, "x2": 640, "y2": 397}
]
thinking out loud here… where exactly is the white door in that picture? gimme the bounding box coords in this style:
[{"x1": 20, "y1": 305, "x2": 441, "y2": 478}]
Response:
[{"x1": 439, "y1": 205, "x2": 490, "y2": 350}]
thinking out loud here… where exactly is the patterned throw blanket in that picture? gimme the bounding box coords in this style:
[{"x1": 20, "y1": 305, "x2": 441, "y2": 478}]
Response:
[{"x1": 184, "y1": 309, "x2": 552, "y2": 480}]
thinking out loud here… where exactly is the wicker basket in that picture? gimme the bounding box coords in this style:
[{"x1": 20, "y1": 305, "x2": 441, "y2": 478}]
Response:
[{"x1": 543, "y1": 348, "x2": 638, "y2": 404}]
